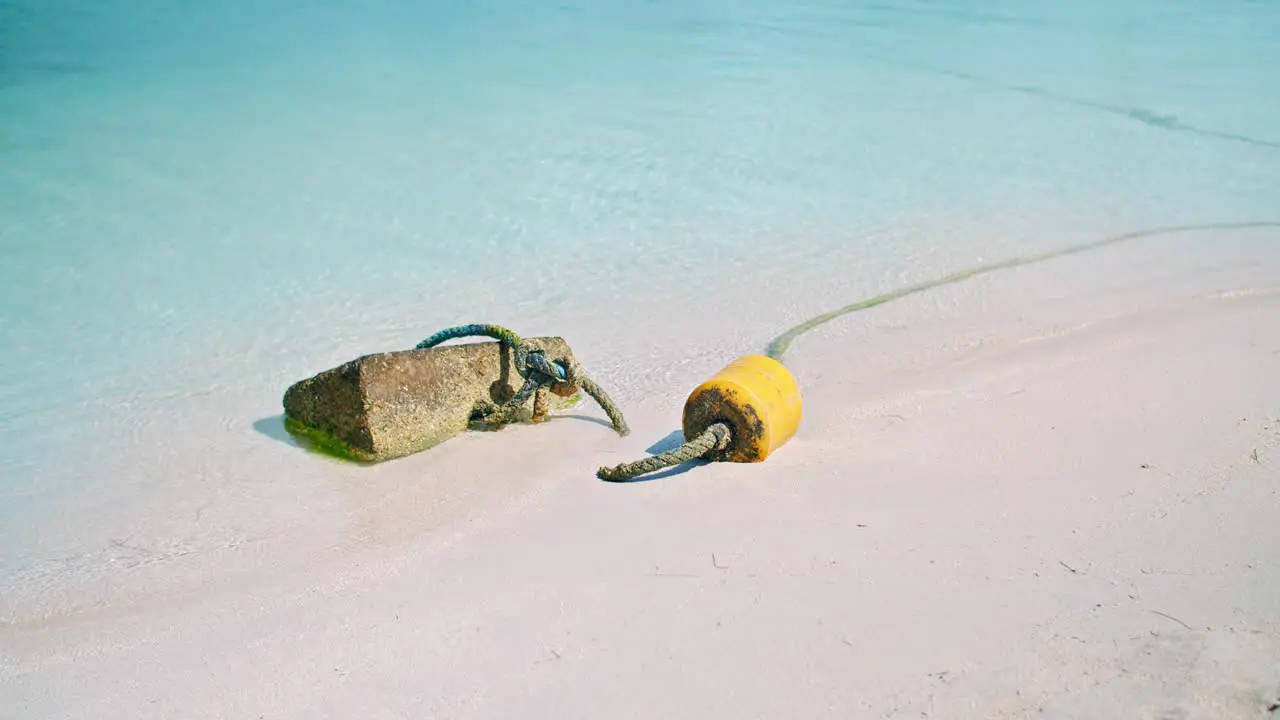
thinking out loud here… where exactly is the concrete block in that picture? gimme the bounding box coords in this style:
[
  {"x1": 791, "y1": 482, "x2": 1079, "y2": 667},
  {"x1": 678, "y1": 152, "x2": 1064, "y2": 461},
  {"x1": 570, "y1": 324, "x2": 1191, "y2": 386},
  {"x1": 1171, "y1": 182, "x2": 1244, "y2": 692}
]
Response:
[{"x1": 282, "y1": 337, "x2": 581, "y2": 463}]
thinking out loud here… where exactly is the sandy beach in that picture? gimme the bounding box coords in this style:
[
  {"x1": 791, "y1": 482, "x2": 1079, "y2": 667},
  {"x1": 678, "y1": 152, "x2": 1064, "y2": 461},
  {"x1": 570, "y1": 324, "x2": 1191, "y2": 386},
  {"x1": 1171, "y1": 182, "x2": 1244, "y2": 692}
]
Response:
[
  {"x1": 3, "y1": 228, "x2": 1278, "y2": 719},
  {"x1": 3, "y1": 1, "x2": 1279, "y2": 717}
]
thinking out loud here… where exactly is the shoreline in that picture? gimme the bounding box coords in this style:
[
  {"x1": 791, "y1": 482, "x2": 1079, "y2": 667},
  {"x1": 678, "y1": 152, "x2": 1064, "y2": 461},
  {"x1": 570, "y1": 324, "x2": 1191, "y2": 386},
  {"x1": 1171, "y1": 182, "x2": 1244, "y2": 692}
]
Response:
[
  {"x1": 4, "y1": 225, "x2": 1278, "y2": 619},
  {"x1": 3, "y1": 1, "x2": 1278, "y2": 714}
]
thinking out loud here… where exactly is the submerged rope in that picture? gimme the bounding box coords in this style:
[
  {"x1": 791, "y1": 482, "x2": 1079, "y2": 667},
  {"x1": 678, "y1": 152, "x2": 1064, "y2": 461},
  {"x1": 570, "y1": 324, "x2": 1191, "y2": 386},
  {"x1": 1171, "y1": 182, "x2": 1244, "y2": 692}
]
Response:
[
  {"x1": 764, "y1": 221, "x2": 1280, "y2": 362},
  {"x1": 596, "y1": 219, "x2": 1280, "y2": 482},
  {"x1": 417, "y1": 323, "x2": 629, "y2": 436}
]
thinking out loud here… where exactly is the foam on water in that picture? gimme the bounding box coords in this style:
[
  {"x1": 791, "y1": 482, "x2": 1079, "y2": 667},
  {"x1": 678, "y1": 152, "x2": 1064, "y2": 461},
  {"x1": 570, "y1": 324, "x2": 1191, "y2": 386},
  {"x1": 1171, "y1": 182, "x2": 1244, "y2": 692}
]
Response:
[{"x1": 1, "y1": 0, "x2": 1278, "y2": 615}]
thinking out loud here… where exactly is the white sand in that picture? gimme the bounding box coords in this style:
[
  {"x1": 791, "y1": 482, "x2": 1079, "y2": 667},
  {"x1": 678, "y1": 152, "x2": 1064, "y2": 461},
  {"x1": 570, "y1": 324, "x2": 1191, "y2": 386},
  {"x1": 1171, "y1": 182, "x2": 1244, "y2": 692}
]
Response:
[{"x1": 3, "y1": 237, "x2": 1279, "y2": 719}]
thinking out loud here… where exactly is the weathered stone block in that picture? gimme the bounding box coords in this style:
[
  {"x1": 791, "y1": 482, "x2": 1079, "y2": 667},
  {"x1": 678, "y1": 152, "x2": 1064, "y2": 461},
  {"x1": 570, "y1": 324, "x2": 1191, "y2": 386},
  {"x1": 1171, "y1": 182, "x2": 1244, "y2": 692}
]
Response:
[{"x1": 282, "y1": 337, "x2": 580, "y2": 463}]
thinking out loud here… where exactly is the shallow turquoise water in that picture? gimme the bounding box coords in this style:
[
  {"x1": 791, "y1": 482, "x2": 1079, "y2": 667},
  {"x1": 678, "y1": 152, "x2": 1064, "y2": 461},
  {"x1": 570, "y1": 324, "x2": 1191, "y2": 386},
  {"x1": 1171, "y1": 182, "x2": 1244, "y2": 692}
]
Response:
[{"x1": 2, "y1": 1, "x2": 1278, "y2": 596}]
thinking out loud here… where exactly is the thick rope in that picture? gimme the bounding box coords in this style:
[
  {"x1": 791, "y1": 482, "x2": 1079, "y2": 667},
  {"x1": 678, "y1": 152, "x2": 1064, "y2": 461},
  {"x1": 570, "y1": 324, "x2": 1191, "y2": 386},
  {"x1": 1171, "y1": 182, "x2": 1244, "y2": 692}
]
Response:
[
  {"x1": 575, "y1": 375, "x2": 630, "y2": 435},
  {"x1": 416, "y1": 323, "x2": 629, "y2": 436},
  {"x1": 596, "y1": 423, "x2": 731, "y2": 482},
  {"x1": 417, "y1": 324, "x2": 528, "y2": 361}
]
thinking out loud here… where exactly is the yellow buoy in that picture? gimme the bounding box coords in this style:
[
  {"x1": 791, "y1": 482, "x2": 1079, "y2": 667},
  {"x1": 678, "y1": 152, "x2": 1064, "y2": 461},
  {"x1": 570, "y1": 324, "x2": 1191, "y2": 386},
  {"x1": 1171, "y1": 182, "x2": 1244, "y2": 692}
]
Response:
[
  {"x1": 681, "y1": 354, "x2": 802, "y2": 463},
  {"x1": 595, "y1": 353, "x2": 802, "y2": 481}
]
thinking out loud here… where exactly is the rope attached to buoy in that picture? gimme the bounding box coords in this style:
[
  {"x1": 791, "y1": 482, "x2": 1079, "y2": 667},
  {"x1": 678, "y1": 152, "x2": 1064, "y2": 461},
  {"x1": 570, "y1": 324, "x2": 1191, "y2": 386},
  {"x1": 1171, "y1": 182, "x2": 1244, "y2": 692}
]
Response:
[
  {"x1": 595, "y1": 220, "x2": 1280, "y2": 482},
  {"x1": 595, "y1": 353, "x2": 802, "y2": 481},
  {"x1": 417, "y1": 323, "x2": 630, "y2": 437}
]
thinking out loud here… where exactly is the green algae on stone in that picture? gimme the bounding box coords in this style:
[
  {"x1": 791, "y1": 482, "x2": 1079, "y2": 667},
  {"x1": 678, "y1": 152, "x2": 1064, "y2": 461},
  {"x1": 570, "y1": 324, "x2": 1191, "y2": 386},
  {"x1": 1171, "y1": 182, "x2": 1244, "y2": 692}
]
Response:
[{"x1": 283, "y1": 416, "x2": 378, "y2": 464}]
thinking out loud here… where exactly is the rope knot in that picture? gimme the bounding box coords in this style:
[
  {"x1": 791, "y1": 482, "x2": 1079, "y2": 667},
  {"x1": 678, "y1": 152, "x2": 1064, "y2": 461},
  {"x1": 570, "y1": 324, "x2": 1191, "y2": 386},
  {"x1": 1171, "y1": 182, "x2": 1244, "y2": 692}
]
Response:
[
  {"x1": 512, "y1": 342, "x2": 535, "y2": 378},
  {"x1": 518, "y1": 344, "x2": 567, "y2": 385},
  {"x1": 415, "y1": 324, "x2": 629, "y2": 438}
]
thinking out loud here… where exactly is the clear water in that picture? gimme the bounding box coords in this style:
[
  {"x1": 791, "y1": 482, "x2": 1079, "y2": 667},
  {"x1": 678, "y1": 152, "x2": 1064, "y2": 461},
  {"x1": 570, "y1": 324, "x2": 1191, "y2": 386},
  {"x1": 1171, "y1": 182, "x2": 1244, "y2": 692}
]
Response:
[{"x1": 2, "y1": 1, "x2": 1278, "y2": 609}]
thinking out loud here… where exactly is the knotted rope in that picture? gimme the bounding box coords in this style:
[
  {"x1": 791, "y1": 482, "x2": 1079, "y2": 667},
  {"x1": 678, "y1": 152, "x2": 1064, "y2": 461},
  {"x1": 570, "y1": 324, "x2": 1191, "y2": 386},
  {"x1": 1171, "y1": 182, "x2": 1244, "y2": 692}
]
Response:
[{"x1": 416, "y1": 324, "x2": 629, "y2": 437}]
